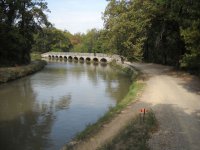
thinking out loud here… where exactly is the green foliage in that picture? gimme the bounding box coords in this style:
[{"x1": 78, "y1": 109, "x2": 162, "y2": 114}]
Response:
[
  {"x1": 180, "y1": 53, "x2": 200, "y2": 72},
  {"x1": 71, "y1": 29, "x2": 110, "y2": 54},
  {"x1": 32, "y1": 28, "x2": 72, "y2": 53},
  {"x1": 103, "y1": 0, "x2": 200, "y2": 73},
  {"x1": 103, "y1": 0, "x2": 158, "y2": 60},
  {"x1": 31, "y1": 52, "x2": 41, "y2": 61},
  {"x1": 0, "y1": 0, "x2": 50, "y2": 66}
]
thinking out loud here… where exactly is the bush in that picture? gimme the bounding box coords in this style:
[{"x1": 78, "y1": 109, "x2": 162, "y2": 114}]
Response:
[{"x1": 180, "y1": 53, "x2": 200, "y2": 75}]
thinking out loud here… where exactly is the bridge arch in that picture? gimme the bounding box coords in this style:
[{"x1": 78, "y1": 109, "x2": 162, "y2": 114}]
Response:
[
  {"x1": 93, "y1": 58, "x2": 99, "y2": 63},
  {"x1": 100, "y1": 58, "x2": 107, "y2": 63},
  {"x1": 49, "y1": 55, "x2": 51, "y2": 58},
  {"x1": 55, "y1": 56, "x2": 59, "y2": 59},
  {"x1": 68, "y1": 56, "x2": 73, "y2": 60},
  {"x1": 86, "y1": 57, "x2": 91, "y2": 62},
  {"x1": 79, "y1": 57, "x2": 84, "y2": 62},
  {"x1": 59, "y1": 56, "x2": 63, "y2": 59},
  {"x1": 64, "y1": 56, "x2": 67, "y2": 59},
  {"x1": 74, "y1": 57, "x2": 78, "y2": 61},
  {"x1": 52, "y1": 55, "x2": 55, "y2": 59}
]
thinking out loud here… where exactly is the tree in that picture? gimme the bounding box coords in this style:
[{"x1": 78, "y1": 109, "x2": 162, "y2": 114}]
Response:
[
  {"x1": 71, "y1": 29, "x2": 109, "y2": 54},
  {"x1": 103, "y1": 0, "x2": 200, "y2": 72},
  {"x1": 103, "y1": 0, "x2": 159, "y2": 61},
  {"x1": 32, "y1": 28, "x2": 72, "y2": 53},
  {"x1": 0, "y1": 0, "x2": 50, "y2": 66}
]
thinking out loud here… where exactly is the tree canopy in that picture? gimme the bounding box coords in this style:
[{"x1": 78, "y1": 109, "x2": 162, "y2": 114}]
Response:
[
  {"x1": 32, "y1": 28, "x2": 72, "y2": 53},
  {"x1": 70, "y1": 29, "x2": 110, "y2": 54},
  {"x1": 103, "y1": 0, "x2": 200, "y2": 71},
  {"x1": 0, "y1": 0, "x2": 50, "y2": 66}
]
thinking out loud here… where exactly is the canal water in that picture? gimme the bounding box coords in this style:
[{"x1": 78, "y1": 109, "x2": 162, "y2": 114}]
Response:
[{"x1": 0, "y1": 61, "x2": 131, "y2": 150}]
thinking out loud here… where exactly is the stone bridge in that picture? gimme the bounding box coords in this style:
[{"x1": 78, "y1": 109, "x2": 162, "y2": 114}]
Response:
[{"x1": 41, "y1": 52, "x2": 121, "y2": 63}]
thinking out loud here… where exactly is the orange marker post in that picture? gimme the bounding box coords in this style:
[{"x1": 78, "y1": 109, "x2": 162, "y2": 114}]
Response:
[{"x1": 139, "y1": 108, "x2": 148, "y2": 123}]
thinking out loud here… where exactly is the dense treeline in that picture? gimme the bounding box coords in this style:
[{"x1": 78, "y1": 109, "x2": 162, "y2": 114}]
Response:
[
  {"x1": 103, "y1": 0, "x2": 200, "y2": 71},
  {"x1": 32, "y1": 28, "x2": 72, "y2": 53},
  {"x1": 0, "y1": 0, "x2": 50, "y2": 66},
  {"x1": 70, "y1": 29, "x2": 110, "y2": 54},
  {"x1": 34, "y1": 28, "x2": 110, "y2": 54}
]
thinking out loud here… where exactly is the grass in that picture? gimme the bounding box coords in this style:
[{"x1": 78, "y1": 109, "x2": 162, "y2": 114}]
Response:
[
  {"x1": 109, "y1": 60, "x2": 139, "y2": 81},
  {"x1": 31, "y1": 52, "x2": 41, "y2": 61},
  {"x1": 99, "y1": 111, "x2": 158, "y2": 150}
]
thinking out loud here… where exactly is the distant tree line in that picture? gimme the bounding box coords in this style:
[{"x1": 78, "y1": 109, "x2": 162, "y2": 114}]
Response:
[
  {"x1": 32, "y1": 28, "x2": 72, "y2": 53},
  {"x1": 32, "y1": 28, "x2": 110, "y2": 54},
  {"x1": 69, "y1": 29, "x2": 110, "y2": 54},
  {"x1": 0, "y1": 0, "x2": 50, "y2": 66}
]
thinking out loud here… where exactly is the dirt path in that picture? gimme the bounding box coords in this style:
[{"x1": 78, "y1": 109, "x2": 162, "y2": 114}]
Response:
[
  {"x1": 129, "y1": 62, "x2": 200, "y2": 150},
  {"x1": 62, "y1": 62, "x2": 200, "y2": 150}
]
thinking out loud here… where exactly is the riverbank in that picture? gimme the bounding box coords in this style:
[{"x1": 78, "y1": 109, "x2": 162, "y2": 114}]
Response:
[
  {"x1": 0, "y1": 60, "x2": 47, "y2": 84},
  {"x1": 62, "y1": 62, "x2": 148, "y2": 150}
]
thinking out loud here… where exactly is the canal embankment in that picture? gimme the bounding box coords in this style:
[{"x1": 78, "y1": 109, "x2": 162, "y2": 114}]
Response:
[
  {"x1": 0, "y1": 60, "x2": 46, "y2": 84},
  {"x1": 62, "y1": 61, "x2": 154, "y2": 150}
]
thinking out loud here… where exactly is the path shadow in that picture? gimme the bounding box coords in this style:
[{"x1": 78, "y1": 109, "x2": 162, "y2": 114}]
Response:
[
  {"x1": 137, "y1": 101, "x2": 200, "y2": 150},
  {"x1": 168, "y1": 71, "x2": 200, "y2": 95}
]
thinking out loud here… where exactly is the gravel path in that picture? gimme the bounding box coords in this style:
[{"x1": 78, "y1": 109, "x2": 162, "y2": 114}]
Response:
[
  {"x1": 129, "y1": 62, "x2": 200, "y2": 150},
  {"x1": 62, "y1": 62, "x2": 200, "y2": 150}
]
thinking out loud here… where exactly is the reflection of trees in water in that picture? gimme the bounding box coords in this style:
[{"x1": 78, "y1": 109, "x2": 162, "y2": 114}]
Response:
[
  {"x1": 35, "y1": 62, "x2": 69, "y2": 87},
  {"x1": 0, "y1": 78, "x2": 71, "y2": 150},
  {"x1": 87, "y1": 65, "x2": 131, "y2": 102},
  {"x1": 44, "y1": 61, "x2": 124, "y2": 89},
  {"x1": 0, "y1": 78, "x2": 36, "y2": 121},
  {"x1": 53, "y1": 95, "x2": 71, "y2": 111},
  {"x1": 69, "y1": 63, "x2": 131, "y2": 102},
  {"x1": 106, "y1": 78, "x2": 131, "y2": 102},
  {"x1": 0, "y1": 61, "x2": 131, "y2": 150},
  {"x1": 65, "y1": 62, "x2": 131, "y2": 103},
  {"x1": 55, "y1": 95, "x2": 71, "y2": 111},
  {"x1": 92, "y1": 66, "x2": 131, "y2": 102},
  {"x1": 42, "y1": 63, "x2": 68, "y2": 76}
]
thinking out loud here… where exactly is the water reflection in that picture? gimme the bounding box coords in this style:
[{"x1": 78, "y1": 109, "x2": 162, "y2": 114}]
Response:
[
  {"x1": 0, "y1": 61, "x2": 131, "y2": 150},
  {"x1": 55, "y1": 95, "x2": 71, "y2": 111},
  {"x1": 0, "y1": 79, "x2": 72, "y2": 150}
]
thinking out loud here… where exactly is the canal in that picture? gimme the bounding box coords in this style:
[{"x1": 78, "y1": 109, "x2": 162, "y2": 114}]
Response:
[{"x1": 0, "y1": 61, "x2": 131, "y2": 150}]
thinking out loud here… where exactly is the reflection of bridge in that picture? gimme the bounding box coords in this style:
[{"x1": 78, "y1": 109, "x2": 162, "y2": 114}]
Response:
[{"x1": 41, "y1": 52, "x2": 121, "y2": 63}]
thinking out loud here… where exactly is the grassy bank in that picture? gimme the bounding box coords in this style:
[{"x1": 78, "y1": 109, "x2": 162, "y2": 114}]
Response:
[
  {"x1": 31, "y1": 52, "x2": 42, "y2": 61},
  {"x1": 0, "y1": 60, "x2": 46, "y2": 83},
  {"x1": 99, "y1": 111, "x2": 157, "y2": 150},
  {"x1": 65, "y1": 63, "x2": 144, "y2": 150}
]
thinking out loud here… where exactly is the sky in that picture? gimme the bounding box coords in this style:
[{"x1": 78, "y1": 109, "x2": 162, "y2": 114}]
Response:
[{"x1": 46, "y1": 0, "x2": 108, "y2": 34}]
